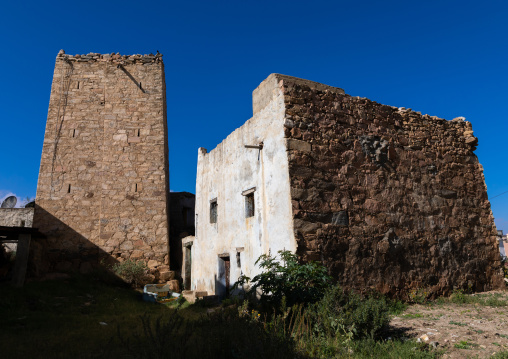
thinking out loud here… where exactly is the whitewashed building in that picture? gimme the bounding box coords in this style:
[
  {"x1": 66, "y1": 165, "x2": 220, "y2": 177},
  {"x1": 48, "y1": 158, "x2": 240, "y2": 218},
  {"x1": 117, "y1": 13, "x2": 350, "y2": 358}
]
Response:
[{"x1": 186, "y1": 74, "x2": 297, "y2": 296}]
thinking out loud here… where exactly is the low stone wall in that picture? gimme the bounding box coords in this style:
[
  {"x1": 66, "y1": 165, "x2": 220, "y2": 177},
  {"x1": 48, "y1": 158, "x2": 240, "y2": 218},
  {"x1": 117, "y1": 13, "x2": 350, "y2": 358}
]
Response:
[
  {"x1": 281, "y1": 76, "x2": 504, "y2": 298},
  {"x1": 0, "y1": 208, "x2": 34, "y2": 227}
]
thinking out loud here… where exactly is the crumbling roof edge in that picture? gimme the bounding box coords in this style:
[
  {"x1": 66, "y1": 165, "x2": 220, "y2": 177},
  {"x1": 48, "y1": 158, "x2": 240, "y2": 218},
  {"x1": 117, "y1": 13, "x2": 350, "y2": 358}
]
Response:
[{"x1": 270, "y1": 73, "x2": 346, "y2": 95}]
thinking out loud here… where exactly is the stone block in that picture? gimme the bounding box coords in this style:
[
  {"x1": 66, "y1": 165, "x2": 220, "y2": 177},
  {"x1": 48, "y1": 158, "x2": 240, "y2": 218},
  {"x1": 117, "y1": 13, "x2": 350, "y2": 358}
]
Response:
[
  {"x1": 167, "y1": 279, "x2": 180, "y2": 292},
  {"x1": 160, "y1": 270, "x2": 175, "y2": 281},
  {"x1": 287, "y1": 139, "x2": 312, "y2": 152}
]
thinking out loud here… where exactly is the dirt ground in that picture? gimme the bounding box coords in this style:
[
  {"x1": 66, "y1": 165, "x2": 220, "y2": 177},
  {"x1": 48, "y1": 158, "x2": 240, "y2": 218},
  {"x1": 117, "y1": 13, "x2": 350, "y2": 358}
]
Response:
[{"x1": 390, "y1": 291, "x2": 508, "y2": 358}]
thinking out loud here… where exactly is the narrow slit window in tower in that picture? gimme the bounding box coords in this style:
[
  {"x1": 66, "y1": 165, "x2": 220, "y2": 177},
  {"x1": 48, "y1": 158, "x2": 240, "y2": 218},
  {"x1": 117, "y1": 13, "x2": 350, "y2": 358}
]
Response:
[
  {"x1": 210, "y1": 199, "x2": 218, "y2": 223},
  {"x1": 67, "y1": 184, "x2": 71, "y2": 193}
]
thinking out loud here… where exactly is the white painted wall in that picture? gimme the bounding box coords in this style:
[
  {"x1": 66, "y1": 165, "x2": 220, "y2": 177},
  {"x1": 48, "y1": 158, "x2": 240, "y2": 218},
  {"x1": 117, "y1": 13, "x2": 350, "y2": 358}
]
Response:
[{"x1": 192, "y1": 75, "x2": 296, "y2": 295}]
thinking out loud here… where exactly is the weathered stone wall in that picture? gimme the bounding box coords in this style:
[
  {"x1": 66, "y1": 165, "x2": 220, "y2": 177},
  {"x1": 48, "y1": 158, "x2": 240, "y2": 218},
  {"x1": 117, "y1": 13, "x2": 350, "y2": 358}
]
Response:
[
  {"x1": 0, "y1": 208, "x2": 34, "y2": 227},
  {"x1": 33, "y1": 51, "x2": 170, "y2": 277},
  {"x1": 280, "y1": 75, "x2": 504, "y2": 297}
]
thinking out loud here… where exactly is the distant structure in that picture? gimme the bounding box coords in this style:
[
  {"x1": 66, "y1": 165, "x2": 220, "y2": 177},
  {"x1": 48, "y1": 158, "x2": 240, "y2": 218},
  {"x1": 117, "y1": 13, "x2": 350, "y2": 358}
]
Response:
[
  {"x1": 169, "y1": 192, "x2": 195, "y2": 275},
  {"x1": 190, "y1": 74, "x2": 505, "y2": 299},
  {"x1": 498, "y1": 230, "x2": 506, "y2": 258},
  {"x1": 33, "y1": 50, "x2": 170, "y2": 277}
]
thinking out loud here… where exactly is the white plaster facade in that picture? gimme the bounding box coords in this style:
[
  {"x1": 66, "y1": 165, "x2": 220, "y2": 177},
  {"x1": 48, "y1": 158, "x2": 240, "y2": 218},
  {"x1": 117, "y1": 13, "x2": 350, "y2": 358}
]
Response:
[{"x1": 190, "y1": 74, "x2": 297, "y2": 296}]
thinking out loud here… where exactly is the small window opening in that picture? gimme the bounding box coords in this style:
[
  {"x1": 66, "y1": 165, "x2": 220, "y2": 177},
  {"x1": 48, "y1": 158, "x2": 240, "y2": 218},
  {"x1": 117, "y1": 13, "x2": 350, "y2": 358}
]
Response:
[
  {"x1": 135, "y1": 183, "x2": 138, "y2": 192},
  {"x1": 72, "y1": 129, "x2": 76, "y2": 137},
  {"x1": 137, "y1": 129, "x2": 140, "y2": 137},
  {"x1": 210, "y1": 199, "x2": 218, "y2": 224},
  {"x1": 236, "y1": 252, "x2": 241, "y2": 268},
  {"x1": 67, "y1": 184, "x2": 71, "y2": 193},
  {"x1": 77, "y1": 81, "x2": 80, "y2": 89},
  {"x1": 245, "y1": 193, "x2": 255, "y2": 218},
  {"x1": 20, "y1": 220, "x2": 26, "y2": 227}
]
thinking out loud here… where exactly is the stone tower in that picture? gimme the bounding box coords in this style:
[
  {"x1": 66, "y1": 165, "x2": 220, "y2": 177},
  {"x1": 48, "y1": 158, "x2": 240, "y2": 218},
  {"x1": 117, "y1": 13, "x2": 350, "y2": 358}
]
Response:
[{"x1": 33, "y1": 50, "x2": 170, "y2": 276}]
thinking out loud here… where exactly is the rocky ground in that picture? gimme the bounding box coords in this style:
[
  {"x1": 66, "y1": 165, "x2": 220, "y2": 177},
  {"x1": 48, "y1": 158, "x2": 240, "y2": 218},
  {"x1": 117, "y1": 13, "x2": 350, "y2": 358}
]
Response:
[{"x1": 390, "y1": 291, "x2": 508, "y2": 358}]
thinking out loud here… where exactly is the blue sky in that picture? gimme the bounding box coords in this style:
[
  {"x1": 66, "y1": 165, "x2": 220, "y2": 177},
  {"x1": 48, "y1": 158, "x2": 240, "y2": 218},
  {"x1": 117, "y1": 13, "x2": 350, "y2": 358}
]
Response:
[{"x1": 1, "y1": 0, "x2": 507, "y2": 231}]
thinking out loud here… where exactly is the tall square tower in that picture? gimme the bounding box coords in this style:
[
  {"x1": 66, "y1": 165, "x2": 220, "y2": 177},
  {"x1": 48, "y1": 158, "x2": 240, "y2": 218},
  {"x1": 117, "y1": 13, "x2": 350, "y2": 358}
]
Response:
[{"x1": 33, "y1": 50, "x2": 170, "y2": 276}]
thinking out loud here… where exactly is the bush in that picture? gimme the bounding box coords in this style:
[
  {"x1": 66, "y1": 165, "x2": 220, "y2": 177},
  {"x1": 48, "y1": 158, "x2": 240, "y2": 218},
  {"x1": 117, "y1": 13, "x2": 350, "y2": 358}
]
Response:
[
  {"x1": 310, "y1": 285, "x2": 390, "y2": 339},
  {"x1": 234, "y1": 250, "x2": 331, "y2": 308},
  {"x1": 112, "y1": 259, "x2": 148, "y2": 287}
]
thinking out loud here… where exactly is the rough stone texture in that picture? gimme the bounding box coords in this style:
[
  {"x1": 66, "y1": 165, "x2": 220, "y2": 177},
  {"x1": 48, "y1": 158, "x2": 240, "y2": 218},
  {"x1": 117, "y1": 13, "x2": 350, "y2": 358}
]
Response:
[
  {"x1": 0, "y1": 208, "x2": 35, "y2": 253},
  {"x1": 0, "y1": 208, "x2": 34, "y2": 227},
  {"x1": 33, "y1": 50, "x2": 170, "y2": 276},
  {"x1": 169, "y1": 192, "x2": 195, "y2": 275},
  {"x1": 280, "y1": 75, "x2": 504, "y2": 298}
]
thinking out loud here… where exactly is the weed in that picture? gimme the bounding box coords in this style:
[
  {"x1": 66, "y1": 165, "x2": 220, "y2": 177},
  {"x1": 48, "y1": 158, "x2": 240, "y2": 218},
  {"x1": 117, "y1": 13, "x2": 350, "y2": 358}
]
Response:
[
  {"x1": 310, "y1": 285, "x2": 390, "y2": 340},
  {"x1": 472, "y1": 329, "x2": 484, "y2": 334},
  {"x1": 454, "y1": 340, "x2": 478, "y2": 349},
  {"x1": 492, "y1": 351, "x2": 508, "y2": 359},
  {"x1": 449, "y1": 320, "x2": 467, "y2": 326},
  {"x1": 402, "y1": 313, "x2": 423, "y2": 319},
  {"x1": 408, "y1": 287, "x2": 429, "y2": 304}
]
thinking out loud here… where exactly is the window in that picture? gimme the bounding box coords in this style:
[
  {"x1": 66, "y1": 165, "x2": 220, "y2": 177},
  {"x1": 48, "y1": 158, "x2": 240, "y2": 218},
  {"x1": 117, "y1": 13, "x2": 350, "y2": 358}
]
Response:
[
  {"x1": 210, "y1": 199, "x2": 218, "y2": 223},
  {"x1": 242, "y1": 187, "x2": 256, "y2": 218},
  {"x1": 245, "y1": 193, "x2": 254, "y2": 217}
]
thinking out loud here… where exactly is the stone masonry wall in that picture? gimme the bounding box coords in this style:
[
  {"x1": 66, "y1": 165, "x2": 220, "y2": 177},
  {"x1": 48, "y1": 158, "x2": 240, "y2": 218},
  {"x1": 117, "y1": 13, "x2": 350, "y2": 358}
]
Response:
[
  {"x1": 33, "y1": 51, "x2": 170, "y2": 278},
  {"x1": 280, "y1": 75, "x2": 504, "y2": 298},
  {"x1": 0, "y1": 208, "x2": 34, "y2": 227}
]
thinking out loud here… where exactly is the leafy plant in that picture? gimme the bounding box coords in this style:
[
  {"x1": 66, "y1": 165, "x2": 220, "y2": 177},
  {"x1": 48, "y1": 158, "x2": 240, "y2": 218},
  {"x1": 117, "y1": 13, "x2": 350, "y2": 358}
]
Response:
[
  {"x1": 234, "y1": 250, "x2": 331, "y2": 308},
  {"x1": 310, "y1": 284, "x2": 390, "y2": 339},
  {"x1": 408, "y1": 287, "x2": 429, "y2": 304},
  {"x1": 111, "y1": 259, "x2": 148, "y2": 287}
]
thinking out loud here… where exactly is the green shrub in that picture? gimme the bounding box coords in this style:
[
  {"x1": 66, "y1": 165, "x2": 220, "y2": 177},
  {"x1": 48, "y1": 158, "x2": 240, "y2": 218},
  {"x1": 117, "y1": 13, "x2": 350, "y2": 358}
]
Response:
[
  {"x1": 112, "y1": 259, "x2": 148, "y2": 287},
  {"x1": 492, "y1": 351, "x2": 508, "y2": 359},
  {"x1": 310, "y1": 285, "x2": 390, "y2": 339},
  {"x1": 234, "y1": 250, "x2": 331, "y2": 308}
]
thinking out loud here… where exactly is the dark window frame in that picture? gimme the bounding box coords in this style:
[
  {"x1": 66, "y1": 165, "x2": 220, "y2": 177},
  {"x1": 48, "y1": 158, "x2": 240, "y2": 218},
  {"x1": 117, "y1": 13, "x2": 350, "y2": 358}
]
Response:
[{"x1": 242, "y1": 187, "x2": 256, "y2": 218}]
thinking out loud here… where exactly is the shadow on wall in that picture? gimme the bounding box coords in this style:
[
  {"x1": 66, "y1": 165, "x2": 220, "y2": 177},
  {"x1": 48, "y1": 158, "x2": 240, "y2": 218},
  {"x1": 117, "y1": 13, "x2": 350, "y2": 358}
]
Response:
[
  {"x1": 169, "y1": 192, "x2": 195, "y2": 275},
  {"x1": 30, "y1": 205, "x2": 120, "y2": 278}
]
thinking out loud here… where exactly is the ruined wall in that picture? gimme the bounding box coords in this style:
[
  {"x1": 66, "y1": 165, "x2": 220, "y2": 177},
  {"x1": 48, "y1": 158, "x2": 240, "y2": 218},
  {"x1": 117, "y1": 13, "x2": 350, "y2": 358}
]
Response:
[
  {"x1": 34, "y1": 51, "x2": 170, "y2": 276},
  {"x1": 0, "y1": 208, "x2": 34, "y2": 227},
  {"x1": 280, "y1": 75, "x2": 504, "y2": 297},
  {"x1": 193, "y1": 75, "x2": 295, "y2": 295}
]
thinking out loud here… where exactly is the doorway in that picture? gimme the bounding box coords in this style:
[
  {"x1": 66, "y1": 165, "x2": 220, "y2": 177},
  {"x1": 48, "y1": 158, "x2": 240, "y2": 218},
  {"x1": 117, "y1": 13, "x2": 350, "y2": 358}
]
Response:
[
  {"x1": 217, "y1": 254, "x2": 230, "y2": 298},
  {"x1": 184, "y1": 244, "x2": 192, "y2": 290}
]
